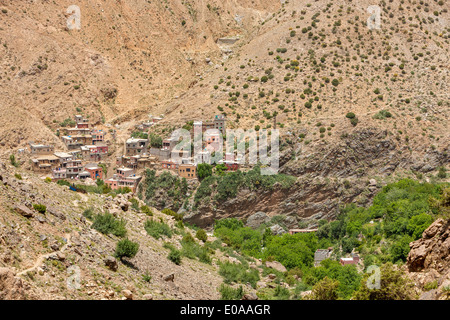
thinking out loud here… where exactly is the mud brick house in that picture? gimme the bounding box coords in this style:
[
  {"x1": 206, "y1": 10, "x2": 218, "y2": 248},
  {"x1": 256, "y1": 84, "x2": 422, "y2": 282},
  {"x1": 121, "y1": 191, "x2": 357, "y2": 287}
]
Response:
[
  {"x1": 178, "y1": 163, "x2": 197, "y2": 179},
  {"x1": 81, "y1": 145, "x2": 101, "y2": 161},
  {"x1": 116, "y1": 167, "x2": 135, "y2": 179},
  {"x1": 126, "y1": 138, "x2": 149, "y2": 156},
  {"x1": 31, "y1": 155, "x2": 60, "y2": 173},
  {"x1": 52, "y1": 167, "x2": 67, "y2": 180},
  {"x1": 162, "y1": 137, "x2": 177, "y2": 151},
  {"x1": 64, "y1": 160, "x2": 84, "y2": 179},
  {"x1": 222, "y1": 160, "x2": 240, "y2": 171},
  {"x1": 314, "y1": 248, "x2": 333, "y2": 267},
  {"x1": 161, "y1": 160, "x2": 178, "y2": 170},
  {"x1": 340, "y1": 253, "x2": 360, "y2": 266},
  {"x1": 105, "y1": 168, "x2": 142, "y2": 193},
  {"x1": 192, "y1": 115, "x2": 227, "y2": 136},
  {"x1": 54, "y1": 152, "x2": 73, "y2": 164},
  {"x1": 61, "y1": 136, "x2": 83, "y2": 150},
  {"x1": 65, "y1": 127, "x2": 91, "y2": 136},
  {"x1": 75, "y1": 115, "x2": 90, "y2": 129},
  {"x1": 84, "y1": 164, "x2": 103, "y2": 180},
  {"x1": 91, "y1": 129, "x2": 106, "y2": 145},
  {"x1": 29, "y1": 143, "x2": 54, "y2": 155}
]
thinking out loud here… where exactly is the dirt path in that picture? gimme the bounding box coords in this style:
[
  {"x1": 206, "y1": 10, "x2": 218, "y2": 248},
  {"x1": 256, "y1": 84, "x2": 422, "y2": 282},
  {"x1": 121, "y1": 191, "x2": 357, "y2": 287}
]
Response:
[{"x1": 17, "y1": 233, "x2": 72, "y2": 276}]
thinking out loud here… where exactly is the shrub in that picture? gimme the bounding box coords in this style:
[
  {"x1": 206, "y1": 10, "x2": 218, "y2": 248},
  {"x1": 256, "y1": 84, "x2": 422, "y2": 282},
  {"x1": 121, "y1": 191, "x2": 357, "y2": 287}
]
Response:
[
  {"x1": 91, "y1": 212, "x2": 127, "y2": 237},
  {"x1": 33, "y1": 204, "x2": 46, "y2": 214},
  {"x1": 144, "y1": 219, "x2": 172, "y2": 239},
  {"x1": 140, "y1": 205, "x2": 153, "y2": 216},
  {"x1": 352, "y1": 263, "x2": 415, "y2": 300},
  {"x1": 219, "y1": 284, "x2": 244, "y2": 300},
  {"x1": 306, "y1": 276, "x2": 340, "y2": 300},
  {"x1": 161, "y1": 208, "x2": 183, "y2": 221},
  {"x1": 219, "y1": 262, "x2": 260, "y2": 288},
  {"x1": 350, "y1": 117, "x2": 359, "y2": 126},
  {"x1": 9, "y1": 155, "x2": 18, "y2": 167},
  {"x1": 82, "y1": 208, "x2": 95, "y2": 220},
  {"x1": 14, "y1": 173, "x2": 22, "y2": 180},
  {"x1": 196, "y1": 229, "x2": 208, "y2": 242},
  {"x1": 437, "y1": 167, "x2": 447, "y2": 179},
  {"x1": 168, "y1": 248, "x2": 182, "y2": 265},
  {"x1": 331, "y1": 79, "x2": 339, "y2": 86},
  {"x1": 346, "y1": 112, "x2": 356, "y2": 119},
  {"x1": 115, "y1": 238, "x2": 139, "y2": 259}
]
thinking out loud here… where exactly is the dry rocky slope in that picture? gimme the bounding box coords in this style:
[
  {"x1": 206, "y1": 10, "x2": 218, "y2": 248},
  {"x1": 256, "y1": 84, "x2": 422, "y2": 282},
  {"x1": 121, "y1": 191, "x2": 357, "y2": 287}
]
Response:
[{"x1": 0, "y1": 162, "x2": 257, "y2": 300}]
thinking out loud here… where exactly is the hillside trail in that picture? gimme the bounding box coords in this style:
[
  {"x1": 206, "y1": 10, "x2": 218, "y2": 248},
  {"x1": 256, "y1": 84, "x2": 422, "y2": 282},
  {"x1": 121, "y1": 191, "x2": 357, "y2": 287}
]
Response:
[{"x1": 17, "y1": 233, "x2": 72, "y2": 276}]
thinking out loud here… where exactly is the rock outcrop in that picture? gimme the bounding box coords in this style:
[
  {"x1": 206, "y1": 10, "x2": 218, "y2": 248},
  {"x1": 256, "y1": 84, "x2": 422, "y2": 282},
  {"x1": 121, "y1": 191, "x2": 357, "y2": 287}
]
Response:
[
  {"x1": 407, "y1": 218, "x2": 450, "y2": 273},
  {"x1": 406, "y1": 218, "x2": 450, "y2": 300}
]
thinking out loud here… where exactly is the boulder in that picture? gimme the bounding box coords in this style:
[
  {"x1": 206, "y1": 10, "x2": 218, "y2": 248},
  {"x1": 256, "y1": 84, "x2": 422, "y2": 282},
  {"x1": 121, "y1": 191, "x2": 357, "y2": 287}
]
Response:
[
  {"x1": 265, "y1": 261, "x2": 287, "y2": 273},
  {"x1": 245, "y1": 212, "x2": 270, "y2": 229},
  {"x1": 104, "y1": 256, "x2": 118, "y2": 272},
  {"x1": 242, "y1": 293, "x2": 258, "y2": 300},
  {"x1": 163, "y1": 273, "x2": 174, "y2": 282},
  {"x1": 122, "y1": 289, "x2": 133, "y2": 300},
  {"x1": 14, "y1": 205, "x2": 33, "y2": 218},
  {"x1": 143, "y1": 294, "x2": 153, "y2": 300},
  {"x1": 270, "y1": 224, "x2": 286, "y2": 236}
]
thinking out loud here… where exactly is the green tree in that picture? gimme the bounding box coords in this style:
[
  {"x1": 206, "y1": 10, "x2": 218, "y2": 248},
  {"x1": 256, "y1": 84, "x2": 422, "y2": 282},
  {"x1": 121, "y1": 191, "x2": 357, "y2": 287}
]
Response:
[
  {"x1": 352, "y1": 263, "x2": 415, "y2": 300},
  {"x1": 197, "y1": 163, "x2": 213, "y2": 180},
  {"x1": 306, "y1": 276, "x2": 340, "y2": 300}
]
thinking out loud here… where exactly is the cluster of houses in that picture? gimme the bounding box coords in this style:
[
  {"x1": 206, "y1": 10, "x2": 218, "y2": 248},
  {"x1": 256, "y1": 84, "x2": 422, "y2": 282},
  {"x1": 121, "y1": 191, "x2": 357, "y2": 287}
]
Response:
[
  {"x1": 30, "y1": 115, "x2": 108, "y2": 182},
  {"x1": 59, "y1": 115, "x2": 109, "y2": 161},
  {"x1": 117, "y1": 114, "x2": 240, "y2": 181},
  {"x1": 28, "y1": 114, "x2": 242, "y2": 193},
  {"x1": 30, "y1": 143, "x2": 104, "y2": 181}
]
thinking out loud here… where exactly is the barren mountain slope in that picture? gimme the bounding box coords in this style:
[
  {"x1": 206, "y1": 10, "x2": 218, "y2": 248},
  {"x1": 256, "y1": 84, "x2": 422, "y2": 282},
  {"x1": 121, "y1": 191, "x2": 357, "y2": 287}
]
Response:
[{"x1": 0, "y1": 0, "x2": 280, "y2": 149}]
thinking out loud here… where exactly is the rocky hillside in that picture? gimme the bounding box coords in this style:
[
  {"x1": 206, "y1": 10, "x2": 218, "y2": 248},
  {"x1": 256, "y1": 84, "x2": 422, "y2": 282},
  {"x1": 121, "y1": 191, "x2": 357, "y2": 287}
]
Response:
[
  {"x1": 0, "y1": 0, "x2": 279, "y2": 149},
  {"x1": 0, "y1": 161, "x2": 261, "y2": 300},
  {"x1": 406, "y1": 218, "x2": 450, "y2": 300}
]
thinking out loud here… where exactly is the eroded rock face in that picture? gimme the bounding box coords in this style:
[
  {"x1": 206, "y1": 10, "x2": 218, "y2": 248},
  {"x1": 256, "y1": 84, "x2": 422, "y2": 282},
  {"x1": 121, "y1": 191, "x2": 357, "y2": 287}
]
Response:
[
  {"x1": 0, "y1": 268, "x2": 27, "y2": 300},
  {"x1": 245, "y1": 212, "x2": 270, "y2": 229},
  {"x1": 407, "y1": 219, "x2": 450, "y2": 273}
]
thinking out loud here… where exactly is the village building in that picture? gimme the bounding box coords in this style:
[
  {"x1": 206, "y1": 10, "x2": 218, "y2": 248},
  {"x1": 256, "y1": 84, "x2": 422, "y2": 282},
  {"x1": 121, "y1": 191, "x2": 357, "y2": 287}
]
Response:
[
  {"x1": 195, "y1": 150, "x2": 212, "y2": 165},
  {"x1": 340, "y1": 253, "x2": 360, "y2": 266},
  {"x1": 31, "y1": 155, "x2": 60, "y2": 173},
  {"x1": 314, "y1": 248, "x2": 333, "y2": 267},
  {"x1": 221, "y1": 160, "x2": 240, "y2": 171},
  {"x1": 65, "y1": 160, "x2": 84, "y2": 179},
  {"x1": 192, "y1": 115, "x2": 227, "y2": 136},
  {"x1": 29, "y1": 143, "x2": 54, "y2": 155},
  {"x1": 162, "y1": 137, "x2": 177, "y2": 151},
  {"x1": 84, "y1": 164, "x2": 103, "y2": 180},
  {"x1": 78, "y1": 171, "x2": 91, "y2": 180},
  {"x1": 105, "y1": 168, "x2": 142, "y2": 193},
  {"x1": 289, "y1": 228, "x2": 318, "y2": 235},
  {"x1": 64, "y1": 127, "x2": 91, "y2": 136},
  {"x1": 91, "y1": 129, "x2": 106, "y2": 145},
  {"x1": 161, "y1": 160, "x2": 178, "y2": 170},
  {"x1": 178, "y1": 163, "x2": 197, "y2": 179},
  {"x1": 116, "y1": 167, "x2": 135, "y2": 179},
  {"x1": 75, "y1": 115, "x2": 90, "y2": 129},
  {"x1": 61, "y1": 136, "x2": 83, "y2": 150},
  {"x1": 81, "y1": 145, "x2": 101, "y2": 161},
  {"x1": 125, "y1": 138, "x2": 149, "y2": 156}
]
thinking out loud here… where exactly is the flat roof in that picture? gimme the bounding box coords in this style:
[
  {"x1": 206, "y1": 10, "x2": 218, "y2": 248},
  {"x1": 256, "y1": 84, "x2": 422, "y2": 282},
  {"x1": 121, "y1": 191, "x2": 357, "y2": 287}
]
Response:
[{"x1": 54, "y1": 152, "x2": 73, "y2": 158}]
